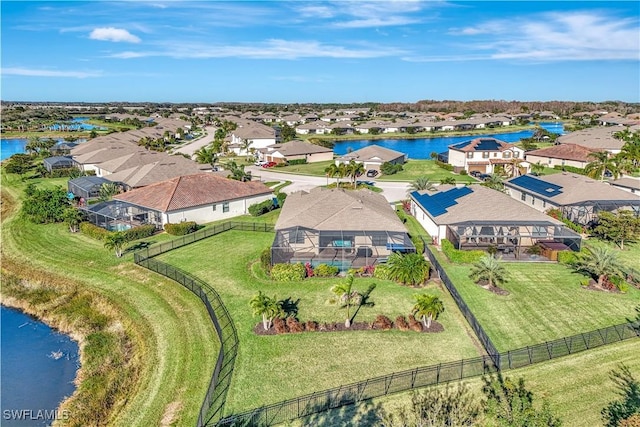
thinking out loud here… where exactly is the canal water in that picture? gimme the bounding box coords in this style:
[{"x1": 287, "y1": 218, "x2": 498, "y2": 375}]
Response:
[
  {"x1": 1, "y1": 306, "x2": 79, "y2": 426},
  {"x1": 333, "y1": 122, "x2": 565, "y2": 158}
]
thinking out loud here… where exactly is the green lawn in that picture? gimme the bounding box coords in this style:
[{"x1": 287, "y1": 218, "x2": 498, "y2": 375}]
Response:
[
  {"x1": 291, "y1": 338, "x2": 640, "y2": 427},
  {"x1": 435, "y1": 250, "x2": 640, "y2": 350},
  {"x1": 156, "y1": 230, "x2": 483, "y2": 413},
  {"x1": 376, "y1": 160, "x2": 476, "y2": 183},
  {"x1": 1, "y1": 171, "x2": 218, "y2": 426}
]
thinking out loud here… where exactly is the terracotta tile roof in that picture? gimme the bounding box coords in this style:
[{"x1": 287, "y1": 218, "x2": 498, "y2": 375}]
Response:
[
  {"x1": 113, "y1": 173, "x2": 273, "y2": 212},
  {"x1": 525, "y1": 143, "x2": 597, "y2": 162}
]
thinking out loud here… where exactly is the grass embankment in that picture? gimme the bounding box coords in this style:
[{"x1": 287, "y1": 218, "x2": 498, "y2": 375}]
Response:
[
  {"x1": 431, "y1": 247, "x2": 640, "y2": 351},
  {"x1": 1, "y1": 171, "x2": 218, "y2": 426},
  {"x1": 291, "y1": 338, "x2": 640, "y2": 427},
  {"x1": 156, "y1": 230, "x2": 483, "y2": 413}
]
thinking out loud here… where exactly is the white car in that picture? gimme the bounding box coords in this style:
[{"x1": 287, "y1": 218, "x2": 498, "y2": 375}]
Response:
[{"x1": 254, "y1": 160, "x2": 267, "y2": 166}]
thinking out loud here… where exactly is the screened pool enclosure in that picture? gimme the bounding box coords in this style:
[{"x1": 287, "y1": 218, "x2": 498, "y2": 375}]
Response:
[{"x1": 80, "y1": 200, "x2": 162, "y2": 231}]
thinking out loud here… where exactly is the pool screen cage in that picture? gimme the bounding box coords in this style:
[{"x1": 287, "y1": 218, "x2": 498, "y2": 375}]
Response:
[
  {"x1": 271, "y1": 228, "x2": 415, "y2": 271},
  {"x1": 560, "y1": 200, "x2": 640, "y2": 226},
  {"x1": 80, "y1": 200, "x2": 162, "y2": 231},
  {"x1": 446, "y1": 220, "x2": 582, "y2": 252}
]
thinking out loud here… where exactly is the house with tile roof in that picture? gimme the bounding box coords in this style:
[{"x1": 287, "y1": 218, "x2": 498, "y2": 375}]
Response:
[
  {"x1": 524, "y1": 143, "x2": 598, "y2": 169},
  {"x1": 258, "y1": 140, "x2": 334, "y2": 164},
  {"x1": 335, "y1": 145, "x2": 406, "y2": 172},
  {"x1": 103, "y1": 156, "x2": 211, "y2": 190},
  {"x1": 271, "y1": 188, "x2": 414, "y2": 270},
  {"x1": 229, "y1": 121, "x2": 277, "y2": 155},
  {"x1": 409, "y1": 185, "x2": 581, "y2": 256},
  {"x1": 556, "y1": 127, "x2": 626, "y2": 154},
  {"x1": 101, "y1": 173, "x2": 273, "y2": 228},
  {"x1": 504, "y1": 173, "x2": 640, "y2": 226},
  {"x1": 447, "y1": 137, "x2": 525, "y2": 175}
]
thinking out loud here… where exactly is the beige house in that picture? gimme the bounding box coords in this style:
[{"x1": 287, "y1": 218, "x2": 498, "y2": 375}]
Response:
[
  {"x1": 335, "y1": 145, "x2": 406, "y2": 172},
  {"x1": 271, "y1": 188, "x2": 414, "y2": 271},
  {"x1": 556, "y1": 127, "x2": 626, "y2": 154},
  {"x1": 447, "y1": 137, "x2": 525, "y2": 175},
  {"x1": 524, "y1": 143, "x2": 597, "y2": 169},
  {"x1": 259, "y1": 140, "x2": 333, "y2": 164}
]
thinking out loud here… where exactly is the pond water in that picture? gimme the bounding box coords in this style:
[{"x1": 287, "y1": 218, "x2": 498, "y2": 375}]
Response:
[
  {"x1": 333, "y1": 122, "x2": 565, "y2": 159},
  {"x1": 0, "y1": 138, "x2": 87, "y2": 161},
  {"x1": 1, "y1": 306, "x2": 79, "y2": 426}
]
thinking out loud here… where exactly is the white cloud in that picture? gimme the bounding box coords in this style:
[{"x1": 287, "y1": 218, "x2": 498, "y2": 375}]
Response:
[
  {"x1": 89, "y1": 27, "x2": 141, "y2": 43},
  {"x1": 1, "y1": 67, "x2": 101, "y2": 78}
]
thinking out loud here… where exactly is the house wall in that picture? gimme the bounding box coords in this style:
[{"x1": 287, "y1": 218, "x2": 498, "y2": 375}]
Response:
[
  {"x1": 164, "y1": 193, "x2": 273, "y2": 225},
  {"x1": 505, "y1": 187, "x2": 559, "y2": 213},
  {"x1": 525, "y1": 154, "x2": 588, "y2": 169},
  {"x1": 448, "y1": 150, "x2": 467, "y2": 168},
  {"x1": 307, "y1": 152, "x2": 334, "y2": 163},
  {"x1": 410, "y1": 200, "x2": 441, "y2": 241}
]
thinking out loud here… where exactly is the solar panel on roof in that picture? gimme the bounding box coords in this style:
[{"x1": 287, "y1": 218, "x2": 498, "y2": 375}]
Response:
[
  {"x1": 509, "y1": 175, "x2": 563, "y2": 198},
  {"x1": 411, "y1": 186, "x2": 473, "y2": 217},
  {"x1": 451, "y1": 140, "x2": 472, "y2": 150},
  {"x1": 475, "y1": 139, "x2": 502, "y2": 151}
]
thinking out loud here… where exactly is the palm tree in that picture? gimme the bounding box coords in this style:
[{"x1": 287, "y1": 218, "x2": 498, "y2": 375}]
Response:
[
  {"x1": 62, "y1": 207, "x2": 83, "y2": 233},
  {"x1": 345, "y1": 160, "x2": 365, "y2": 188},
  {"x1": 387, "y1": 252, "x2": 430, "y2": 286},
  {"x1": 619, "y1": 132, "x2": 640, "y2": 169},
  {"x1": 194, "y1": 145, "x2": 217, "y2": 166},
  {"x1": 576, "y1": 246, "x2": 622, "y2": 288},
  {"x1": 241, "y1": 139, "x2": 253, "y2": 161},
  {"x1": 585, "y1": 151, "x2": 616, "y2": 181},
  {"x1": 412, "y1": 294, "x2": 444, "y2": 328},
  {"x1": 99, "y1": 182, "x2": 120, "y2": 202},
  {"x1": 328, "y1": 274, "x2": 362, "y2": 328},
  {"x1": 482, "y1": 174, "x2": 505, "y2": 192},
  {"x1": 440, "y1": 177, "x2": 456, "y2": 185},
  {"x1": 249, "y1": 291, "x2": 283, "y2": 331},
  {"x1": 409, "y1": 176, "x2": 436, "y2": 193},
  {"x1": 324, "y1": 163, "x2": 346, "y2": 188},
  {"x1": 104, "y1": 232, "x2": 127, "y2": 258},
  {"x1": 469, "y1": 254, "x2": 509, "y2": 288},
  {"x1": 531, "y1": 162, "x2": 545, "y2": 176}
]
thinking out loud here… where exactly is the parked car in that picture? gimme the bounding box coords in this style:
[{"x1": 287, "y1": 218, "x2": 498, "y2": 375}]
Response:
[
  {"x1": 469, "y1": 170, "x2": 481, "y2": 177},
  {"x1": 356, "y1": 180, "x2": 376, "y2": 187},
  {"x1": 366, "y1": 169, "x2": 378, "y2": 178},
  {"x1": 478, "y1": 173, "x2": 492, "y2": 181},
  {"x1": 254, "y1": 160, "x2": 266, "y2": 166},
  {"x1": 262, "y1": 161, "x2": 277, "y2": 168}
]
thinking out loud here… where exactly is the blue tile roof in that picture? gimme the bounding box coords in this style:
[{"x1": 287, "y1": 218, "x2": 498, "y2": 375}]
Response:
[
  {"x1": 509, "y1": 175, "x2": 563, "y2": 198},
  {"x1": 411, "y1": 186, "x2": 473, "y2": 217}
]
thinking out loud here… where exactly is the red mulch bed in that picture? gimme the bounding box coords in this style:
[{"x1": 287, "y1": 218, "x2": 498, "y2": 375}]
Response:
[
  {"x1": 581, "y1": 278, "x2": 623, "y2": 294},
  {"x1": 253, "y1": 320, "x2": 444, "y2": 336},
  {"x1": 476, "y1": 280, "x2": 510, "y2": 296}
]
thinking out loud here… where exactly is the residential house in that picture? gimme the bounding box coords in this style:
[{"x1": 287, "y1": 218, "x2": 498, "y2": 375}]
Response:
[
  {"x1": 409, "y1": 185, "x2": 581, "y2": 256},
  {"x1": 229, "y1": 121, "x2": 277, "y2": 155},
  {"x1": 259, "y1": 140, "x2": 334, "y2": 164},
  {"x1": 524, "y1": 144, "x2": 597, "y2": 169},
  {"x1": 556, "y1": 127, "x2": 626, "y2": 154},
  {"x1": 103, "y1": 156, "x2": 212, "y2": 190},
  {"x1": 295, "y1": 121, "x2": 332, "y2": 135},
  {"x1": 504, "y1": 173, "x2": 640, "y2": 226},
  {"x1": 608, "y1": 177, "x2": 640, "y2": 195},
  {"x1": 335, "y1": 145, "x2": 407, "y2": 172},
  {"x1": 271, "y1": 188, "x2": 415, "y2": 271},
  {"x1": 447, "y1": 137, "x2": 525, "y2": 175}
]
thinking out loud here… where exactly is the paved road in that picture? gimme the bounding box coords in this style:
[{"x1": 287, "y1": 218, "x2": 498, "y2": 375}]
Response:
[
  {"x1": 248, "y1": 166, "x2": 411, "y2": 203},
  {"x1": 173, "y1": 126, "x2": 217, "y2": 157}
]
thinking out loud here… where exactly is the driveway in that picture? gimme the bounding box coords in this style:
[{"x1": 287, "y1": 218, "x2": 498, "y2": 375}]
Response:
[
  {"x1": 173, "y1": 126, "x2": 217, "y2": 157},
  {"x1": 248, "y1": 166, "x2": 410, "y2": 203}
]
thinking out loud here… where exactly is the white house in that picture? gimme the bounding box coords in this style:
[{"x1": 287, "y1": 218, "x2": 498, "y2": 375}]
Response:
[{"x1": 447, "y1": 137, "x2": 525, "y2": 175}]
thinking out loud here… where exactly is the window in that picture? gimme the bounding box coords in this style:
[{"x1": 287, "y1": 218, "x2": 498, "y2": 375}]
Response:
[
  {"x1": 513, "y1": 151, "x2": 520, "y2": 158},
  {"x1": 493, "y1": 152, "x2": 498, "y2": 157},
  {"x1": 223, "y1": 202, "x2": 229, "y2": 213},
  {"x1": 466, "y1": 152, "x2": 473, "y2": 159},
  {"x1": 533, "y1": 226, "x2": 547, "y2": 237},
  {"x1": 212, "y1": 204, "x2": 216, "y2": 211},
  {"x1": 543, "y1": 200, "x2": 546, "y2": 208},
  {"x1": 531, "y1": 197, "x2": 535, "y2": 205},
  {"x1": 521, "y1": 192, "x2": 526, "y2": 201},
  {"x1": 503, "y1": 151, "x2": 511, "y2": 158},
  {"x1": 482, "y1": 152, "x2": 490, "y2": 159}
]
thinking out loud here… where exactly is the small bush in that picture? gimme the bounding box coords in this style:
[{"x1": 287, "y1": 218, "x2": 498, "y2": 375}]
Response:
[
  {"x1": 80, "y1": 222, "x2": 111, "y2": 241},
  {"x1": 381, "y1": 162, "x2": 404, "y2": 175},
  {"x1": 395, "y1": 316, "x2": 410, "y2": 331},
  {"x1": 164, "y1": 221, "x2": 198, "y2": 235},
  {"x1": 459, "y1": 169, "x2": 468, "y2": 175},
  {"x1": 557, "y1": 250, "x2": 579, "y2": 265},
  {"x1": 305, "y1": 320, "x2": 318, "y2": 332},
  {"x1": 373, "y1": 315, "x2": 393, "y2": 330},
  {"x1": 270, "y1": 263, "x2": 306, "y2": 282},
  {"x1": 304, "y1": 262, "x2": 314, "y2": 278},
  {"x1": 248, "y1": 199, "x2": 275, "y2": 217},
  {"x1": 374, "y1": 264, "x2": 392, "y2": 280},
  {"x1": 287, "y1": 159, "x2": 307, "y2": 165},
  {"x1": 553, "y1": 164, "x2": 587, "y2": 175},
  {"x1": 441, "y1": 239, "x2": 484, "y2": 264},
  {"x1": 314, "y1": 263, "x2": 339, "y2": 277},
  {"x1": 121, "y1": 224, "x2": 156, "y2": 242},
  {"x1": 435, "y1": 160, "x2": 454, "y2": 171},
  {"x1": 408, "y1": 315, "x2": 423, "y2": 332},
  {"x1": 276, "y1": 192, "x2": 287, "y2": 206},
  {"x1": 273, "y1": 317, "x2": 288, "y2": 334},
  {"x1": 260, "y1": 248, "x2": 272, "y2": 272},
  {"x1": 286, "y1": 317, "x2": 304, "y2": 333}
]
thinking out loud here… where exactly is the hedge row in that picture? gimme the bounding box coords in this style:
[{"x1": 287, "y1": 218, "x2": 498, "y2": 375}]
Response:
[
  {"x1": 263, "y1": 314, "x2": 428, "y2": 335},
  {"x1": 249, "y1": 199, "x2": 276, "y2": 217},
  {"x1": 80, "y1": 222, "x2": 156, "y2": 242},
  {"x1": 80, "y1": 222, "x2": 111, "y2": 241},
  {"x1": 441, "y1": 239, "x2": 485, "y2": 264},
  {"x1": 164, "y1": 221, "x2": 198, "y2": 235},
  {"x1": 270, "y1": 263, "x2": 306, "y2": 281}
]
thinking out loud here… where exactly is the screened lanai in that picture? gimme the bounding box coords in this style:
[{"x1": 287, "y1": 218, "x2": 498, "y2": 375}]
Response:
[
  {"x1": 80, "y1": 200, "x2": 162, "y2": 231},
  {"x1": 561, "y1": 201, "x2": 640, "y2": 227},
  {"x1": 68, "y1": 176, "x2": 112, "y2": 200},
  {"x1": 445, "y1": 220, "x2": 582, "y2": 255},
  {"x1": 271, "y1": 228, "x2": 415, "y2": 270}
]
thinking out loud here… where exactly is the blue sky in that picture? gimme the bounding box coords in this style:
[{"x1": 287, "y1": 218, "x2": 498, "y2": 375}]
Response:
[{"x1": 1, "y1": 1, "x2": 639, "y2": 103}]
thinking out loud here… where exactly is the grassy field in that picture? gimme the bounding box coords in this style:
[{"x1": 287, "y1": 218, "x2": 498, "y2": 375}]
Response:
[
  {"x1": 1, "y1": 171, "x2": 218, "y2": 426},
  {"x1": 156, "y1": 230, "x2": 484, "y2": 413},
  {"x1": 291, "y1": 338, "x2": 640, "y2": 427},
  {"x1": 433, "y1": 249, "x2": 640, "y2": 350}
]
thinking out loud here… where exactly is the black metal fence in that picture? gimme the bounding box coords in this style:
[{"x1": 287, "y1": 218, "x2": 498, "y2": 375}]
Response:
[
  {"x1": 133, "y1": 223, "x2": 640, "y2": 427},
  {"x1": 133, "y1": 221, "x2": 274, "y2": 427}
]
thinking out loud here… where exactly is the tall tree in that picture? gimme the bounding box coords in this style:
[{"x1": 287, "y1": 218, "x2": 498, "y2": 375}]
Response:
[
  {"x1": 62, "y1": 207, "x2": 83, "y2": 233},
  {"x1": 594, "y1": 210, "x2": 640, "y2": 250},
  {"x1": 324, "y1": 163, "x2": 346, "y2": 188},
  {"x1": 531, "y1": 161, "x2": 545, "y2": 176},
  {"x1": 345, "y1": 160, "x2": 365, "y2": 189},
  {"x1": 412, "y1": 294, "x2": 444, "y2": 328},
  {"x1": 194, "y1": 145, "x2": 217, "y2": 167},
  {"x1": 585, "y1": 151, "x2": 617, "y2": 181},
  {"x1": 469, "y1": 254, "x2": 509, "y2": 288},
  {"x1": 103, "y1": 232, "x2": 127, "y2": 258}
]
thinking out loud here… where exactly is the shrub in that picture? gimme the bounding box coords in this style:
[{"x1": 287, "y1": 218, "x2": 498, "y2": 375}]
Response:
[
  {"x1": 286, "y1": 317, "x2": 304, "y2": 333},
  {"x1": 373, "y1": 315, "x2": 393, "y2": 330},
  {"x1": 374, "y1": 264, "x2": 392, "y2": 280},
  {"x1": 410, "y1": 234, "x2": 425, "y2": 254},
  {"x1": 553, "y1": 164, "x2": 587, "y2": 175},
  {"x1": 408, "y1": 315, "x2": 423, "y2": 332},
  {"x1": 610, "y1": 276, "x2": 629, "y2": 293},
  {"x1": 121, "y1": 224, "x2": 156, "y2": 242},
  {"x1": 435, "y1": 160, "x2": 454, "y2": 171},
  {"x1": 304, "y1": 262, "x2": 314, "y2": 278},
  {"x1": 381, "y1": 162, "x2": 404, "y2": 175},
  {"x1": 287, "y1": 159, "x2": 307, "y2": 165},
  {"x1": 270, "y1": 263, "x2": 306, "y2": 282},
  {"x1": 164, "y1": 221, "x2": 198, "y2": 235},
  {"x1": 459, "y1": 169, "x2": 468, "y2": 175},
  {"x1": 305, "y1": 320, "x2": 318, "y2": 332},
  {"x1": 441, "y1": 239, "x2": 484, "y2": 264},
  {"x1": 260, "y1": 248, "x2": 272, "y2": 272},
  {"x1": 395, "y1": 316, "x2": 410, "y2": 331},
  {"x1": 557, "y1": 250, "x2": 579, "y2": 265},
  {"x1": 21, "y1": 186, "x2": 70, "y2": 224},
  {"x1": 276, "y1": 192, "x2": 287, "y2": 207},
  {"x1": 80, "y1": 222, "x2": 111, "y2": 241},
  {"x1": 273, "y1": 317, "x2": 288, "y2": 334},
  {"x1": 314, "y1": 263, "x2": 339, "y2": 277},
  {"x1": 248, "y1": 199, "x2": 275, "y2": 217}
]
